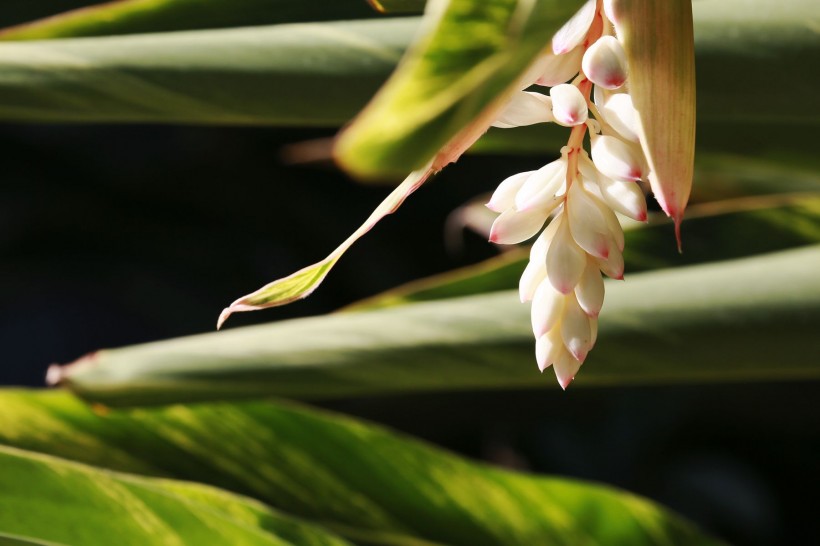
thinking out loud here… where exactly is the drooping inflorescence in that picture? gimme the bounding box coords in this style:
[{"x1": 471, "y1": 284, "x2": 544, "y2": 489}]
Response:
[{"x1": 487, "y1": 0, "x2": 650, "y2": 389}]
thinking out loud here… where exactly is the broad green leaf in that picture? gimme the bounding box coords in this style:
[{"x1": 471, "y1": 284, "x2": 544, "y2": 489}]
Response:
[
  {"x1": 0, "y1": 19, "x2": 416, "y2": 125},
  {"x1": 51, "y1": 244, "x2": 820, "y2": 404},
  {"x1": 334, "y1": 0, "x2": 586, "y2": 179},
  {"x1": 217, "y1": 168, "x2": 432, "y2": 326},
  {"x1": 0, "y1": 0, "x2": 380, "y2": 41},
  {"x1": 608, "y1": 0, "x2": 696, "y2": 242},
  {"x1": 0, "y1": 390, "x2": 719, "y2": 546},
  {"x1": 0, "y1": 1, "x2": 816, "y2": 128},
  {"x1": 0, "y1": 445, "x2": 353, "y2": 546}
]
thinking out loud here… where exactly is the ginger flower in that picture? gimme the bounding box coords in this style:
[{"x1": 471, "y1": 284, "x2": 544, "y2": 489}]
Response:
[{"x1": 487, "y1": 0, "x2": 658, "y2": 389}]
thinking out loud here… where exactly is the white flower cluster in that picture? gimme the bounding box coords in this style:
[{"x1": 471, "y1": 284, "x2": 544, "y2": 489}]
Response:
[{"x1": 487, "y1": 0, "x2": 650, "y2": 389}]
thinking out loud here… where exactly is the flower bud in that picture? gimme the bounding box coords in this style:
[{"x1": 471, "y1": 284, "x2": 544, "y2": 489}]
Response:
[
  {"x1": 597, "y1": 174, "x2": 648, "y2": 221},
  {"x1": 535, "y1": 47, "x2": 583, "y2": 87},
  {"x1": 552, "y1": 0, "x2": 597, "y2": 55},
  {"x1": 590, "y1": 134, "x2": 644, "y2": 182},
  {"x1": 600, "y1": 93, "x2": 640, "y2": 142},
  {"x1": 566, "y1": 181, "x2": 613, "y2": 259},
  {"x1": 550, "y1": 84, "x2": 588, "y2": 127},
  {"x1": 582, "y1": 36, "x2": 628, "y2": 90},
  {"x1": 515, "y1": 159, "x2": 566, "y2": 210},
  {"x1": 519, "y1": 258, "x2": 547, "y2": 303},
  {"x1": 489, "y1": 206, "x2": 546, "y2": 244},
  {"x1": 575, "y1": 257, "x2": 605, "y2": 317},
  {"x1": 561, "y1": 292, "x2": 594, "y2": 362},
  {"x1": 553, "y1": 349, "x2": 582, "y2": 390},
  {"x1": 492, "y1": 92, "x2": 554, "y2": 129},
  {"x1": 486, "y1": 171, "x2": 533, "y2": 212},
  {"x1": 546, "y1": 214, "x2": 587, "y2": 293},
  {"x1": 595, "y1": 244, "x2": 625, "y2": 280},
  {"x1": 531, "y1": 279, "x2": 565, "y2": 337},
  {"x1": 536, "y1": 328, "x2": 564, "y2": 372}
]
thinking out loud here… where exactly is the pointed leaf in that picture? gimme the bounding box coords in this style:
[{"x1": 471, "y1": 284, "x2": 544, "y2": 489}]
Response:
[
  {"x1": 52, "y1": 244, "x2": 820, "y2": 404},
  {"x1": 334, "y1": 0, "x2": 586, "y2": 179},
  {"x1": 218, "y1": 168, "x2": 432, "y2": 327},
  {"x1": 0, "y1": 445, "x2": 353, "y2": 546},
  {"x1": 0, "y1": 391, "x2": 720, "y2": 546},
  {"x1": 607, "y1": 0, "x2": 696, "y2": 240}
]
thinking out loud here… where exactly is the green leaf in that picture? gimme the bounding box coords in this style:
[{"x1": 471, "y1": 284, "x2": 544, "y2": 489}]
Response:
[
  {"x1": 334, "y1": 0, "x2": 586, "y2": 178},
  {"x1": 0, "y1": 445, "x2": 353, "y2": 546},
  {"x1": 51, "y1": 244, "x2": 820, "y2": 404},
  {"x1": 0, "y1": 0, "x2": 381, "y2": 41},
  {"x1": 0, "y1": 390, "x2": 719, "y2": 546},
  {"x1": 0, "y1": 19, "x2": 416, "y2": 125},
  {"x1": 217, "y1": 168, "x2": 432, "y2": 327},
  {"x1": 346, "y1": 193, "x2": 820, "y2": 309}
]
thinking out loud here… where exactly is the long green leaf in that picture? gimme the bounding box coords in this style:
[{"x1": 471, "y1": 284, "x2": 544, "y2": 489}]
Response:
[
  {"x1": 0, "y1": 19, "x2": 416, "y2": 125},
  {"x1": 0, "y1": 0, "x2": 815, "y2": 128},
  {"x1": 51, "y1": 244, "x2": 820, "y2": 405},
  {"x1": 0, "y1": 390, "x2": 719, "y2": 546},
  {"x1": 0, "y1": 445, "x2": 352, "y2": 546},
  {"x1": 0, "y1": 0, "x2": 381, "y2": 41},
  {"x1": 334, "y1": 0, "x2": 586, "y2": 178}
]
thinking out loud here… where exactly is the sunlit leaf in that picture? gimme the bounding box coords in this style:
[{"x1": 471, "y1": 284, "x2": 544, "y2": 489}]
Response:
[
  {"x1": 217, "y1": 168, "x2": 432, "y2": 327},
  {"x1": 0, "y1": 445, "x2": 353, "y2": 546},
  {"x1": 0, "y1": 0, "x2": 380, "y2": 41},
  {"x1": 0, "y1": 391, "x2": 719, "y2": 546},
  {"x1": 50, "y1": 245, "x2": 820, "y2": 404},
  {"x1": 334, "y1": 0, "x2": 586, "y2": 179}
]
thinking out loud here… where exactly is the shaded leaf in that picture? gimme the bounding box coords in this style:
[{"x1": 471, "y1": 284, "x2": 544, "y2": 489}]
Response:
[
  {"x1": 0, "y1": 0, "x2": 382, "y2": 41},
  {"x1": 334, "y1": 0, "x2": 586, "y2": 178},
  {"x1": 0, "y1": 445, "x2": 353, "y2": 546},
  {"x1": 0, "y1": 391, "x2": 719, "y2": 546},
  {"x1": 0, "y1": 19, "x2": 415, "y2": 125},
  {"x1": 51, "y1": 244, "x2": 820, "y2": 404}
]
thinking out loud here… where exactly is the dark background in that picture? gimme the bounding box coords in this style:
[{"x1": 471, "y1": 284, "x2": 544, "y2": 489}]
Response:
[{"x1": 1, "y1": 4, "x2": 818, "y2": 546}]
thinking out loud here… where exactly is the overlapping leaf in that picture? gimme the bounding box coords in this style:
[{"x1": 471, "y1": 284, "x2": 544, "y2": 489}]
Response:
[
  {"x1": 0, "y1": 445, "x2": 352, "y2": 546},
  {"x1": 50, "y1": 245, "x2": 820, "y2": 405},
  {"x1": 0, "y1": 390, "x2": 719, "y2": 546}
]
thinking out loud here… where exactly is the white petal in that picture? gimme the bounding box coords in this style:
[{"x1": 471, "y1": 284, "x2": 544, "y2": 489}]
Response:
[
  {"x1": 561, "y1": 293, "x2": 594, "y2": 362},
  {"x1": 589, "y1": 190, "x2": 625, "y2": 251},
  {"x1": 589, "y1": 316, "x2": 599, "y2": 347},
  {"x1": 516, "y1": 159, "x2": 566, "y2": 210},
  {"x1": 546, "y1": 215, "x2": 587, "y2": 293},
  {"x1": 600, "y1": 93, "x2": 640, "y2": 142},
  {"x1": 552, "y1": 0, "x2": 597, "y2": 54},
  {"x1": 596, "y1": 245, "x2": 624, "y2": 280},
  {"x1": 550, "y1": 84, "x2": 589, "y2": 127},
  {"x1": 519, "y1": 258, "x2": 547, "y2": 303},
  {"x1": 575, "y1": 257, "x2": 605, "y2": 317},
  {"x1": 590, "y1": 134, "x2": 644, "y2": 182},
  {"x1": 531, "y1": 280, "x2": 566, "y2": 337},
  {"x1": 489, "y1": 207, "x2": 546, "y2": 244},
  {"x1": 486, "y1": 171, "x2": 533, "y2": 212},
  {"x1": 582, "y1": 36, "x2": 628, "y2": 90},
  {"x1": 598, "y1": 174, "x2": 648, "y2": 221},
  {"x1": 492, "y1": 92, "x2": 554, "y2": 129},
  {"x1": 553, "y1": 347, "x2": 583, "y2": 390},
  {"x1": 566, "y1": 182, "x2": 613, "y2": 259},
  {"x1": 536, "y1": 328, "x2": 565, "y2": 371},
  {"x1": 535, "y1": 47, "x2": 583, "y2": 87}
]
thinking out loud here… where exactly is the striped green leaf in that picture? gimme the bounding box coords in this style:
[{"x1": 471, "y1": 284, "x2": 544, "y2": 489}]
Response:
[
  {"x1": 0, "y1": 0, "x2": 381, "y2": 41},
  {"x1": 50, "y1": 244, "x2": 820, "y2": 405},
  {"x1": 0, "y1": 445, "x2": 352, "y2": 546},
  {"x1": 0, "y1": 390, "x2": 719, "y2": 546}
]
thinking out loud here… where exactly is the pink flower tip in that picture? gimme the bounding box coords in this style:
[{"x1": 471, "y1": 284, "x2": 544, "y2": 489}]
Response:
[
  {"x1": 572, "y1": 349, "x2": 588, "y2": 363},
  {"x1": 559, "y1": 376, "x2": 574, "y2": 390},
  {"x1": 637, "y1": 210, "x2": 648, "y2": 222}
]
